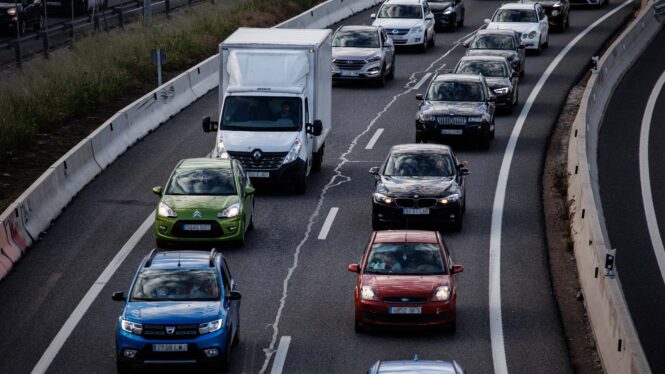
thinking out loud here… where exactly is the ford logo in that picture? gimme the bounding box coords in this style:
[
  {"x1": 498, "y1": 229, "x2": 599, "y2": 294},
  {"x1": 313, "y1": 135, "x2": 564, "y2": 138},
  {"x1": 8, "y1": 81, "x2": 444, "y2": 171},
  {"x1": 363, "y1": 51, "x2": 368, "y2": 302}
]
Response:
[{"x1": 401, "y1": 297, "x2": 410, "y2": 302}]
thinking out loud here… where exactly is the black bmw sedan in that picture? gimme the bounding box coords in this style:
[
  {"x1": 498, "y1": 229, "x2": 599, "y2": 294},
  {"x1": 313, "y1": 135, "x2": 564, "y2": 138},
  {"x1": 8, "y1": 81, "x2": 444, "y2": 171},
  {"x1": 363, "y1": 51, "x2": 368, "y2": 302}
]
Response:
[{"x1": 370, "y1": 144, "x2": 469, "y2": 231}]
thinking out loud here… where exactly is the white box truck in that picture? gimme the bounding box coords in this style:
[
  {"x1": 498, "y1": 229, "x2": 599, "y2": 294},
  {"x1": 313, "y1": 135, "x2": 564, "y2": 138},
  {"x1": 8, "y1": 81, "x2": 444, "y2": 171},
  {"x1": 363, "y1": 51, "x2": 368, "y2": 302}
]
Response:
[{"x1": 202, "y1": 27, "x2": 332, "y2": 194}]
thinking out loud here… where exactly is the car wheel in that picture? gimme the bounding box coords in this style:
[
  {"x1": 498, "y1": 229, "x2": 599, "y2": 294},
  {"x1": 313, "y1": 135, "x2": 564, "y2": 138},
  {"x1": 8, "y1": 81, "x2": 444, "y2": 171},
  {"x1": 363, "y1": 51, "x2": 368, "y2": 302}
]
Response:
[
  {"x1": 536, "y1": 38, "x2": 542, "y2": 55},
  {"x1": 248, "y1": 202, "x2": 255, "y2": 231},
  {"x1": 479, "y1": 134, "x2": 491, "y2": 150},
  {"x1": 415, "y1": 133, "x2": 426, "y2": 143},
  {"x1": 452, "y1": 211, "x2": 463, "y2": 232},
  {"x1": 219, "y1": 345, "x2": 232, "y2": 372},
  {"x1": 35, "y1": 14, "x2": 44, "y2": 31},
  {"x1": 376, "y1": 64, "x2": 386, "y2": 87},
  {"x1": 458, "y1": 12, "x2": 464, "y2": 27},
  {"x1": 155, "y1": 238, "x2": 168, "y2": 248},
  {"x1": 372, "y1": 214, "x2": 384, "y2": 231},
  {"x1": 116, "y1": 359, "x2": 132, "y2": 374},
  {"x1": 236, "y1": 225, "x2": 246, "y2": 248},
  {"x1": 446, "y1": 317, "x2": 457, "y2": 333},
  {"x1": 420, "y1": 35, "x2": 428, "y2": 53},
  {"x1": 233, "y1": 323, "x2": 240, "y2": 346},
  {"x1": 543, "y1": 33, "x2": 549, "y2": 48},
  {"x1": 354, "y1": 319, "x2": 366, "y2": 333},
  {"x1": 312, "y1": 145, "x2": 324, "y2": 172},
  {"x1": 449, "y1": 16, "x2": 457, "y2": 31},
  {"x1": 428, "y1": 32, "x2": 435, "y2": 47},
  {"x1": 294, "y1": 174, "x2": 307, "y2": 194},
  {"x1": 387, "y1": 57, "x2": 395, "y2": 80}
]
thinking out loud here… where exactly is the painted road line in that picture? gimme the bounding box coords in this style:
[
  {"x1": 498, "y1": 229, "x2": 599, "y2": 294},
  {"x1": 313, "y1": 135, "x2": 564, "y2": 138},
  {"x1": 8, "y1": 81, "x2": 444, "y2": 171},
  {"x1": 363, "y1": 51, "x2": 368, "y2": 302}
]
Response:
[
  {"x1": 488, "y1": 2, "x2": 632, "y2": 374},
  {"x1": 317, "y1": 207, "x2": 339, "y2": 240},
  {"x1": 365, "y1": 128, "x2": 384, "y2": 150},
  {"x1": 413, "y1": 72, "x2": 432, "y2": 90},
  {"x1": 31, "y1": 213, "x2": 154, "y2": 374},
  {"x1": 639, "y1": 69, "x2": 665, "y2": 286},
  {"x1": 269, "y1": 336, "x2": 292, "y2": 374}
]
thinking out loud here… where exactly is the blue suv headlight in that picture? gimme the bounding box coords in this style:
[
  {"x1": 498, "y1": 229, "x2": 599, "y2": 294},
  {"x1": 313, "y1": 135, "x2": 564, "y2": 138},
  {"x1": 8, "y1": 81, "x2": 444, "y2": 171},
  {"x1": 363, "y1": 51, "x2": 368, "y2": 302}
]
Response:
[
  {"x1": 199, "y1": 319, "x2": 224, "y2": 334},
  {"x1": 120, "y1": 318, "x2": 143, "y2": 335}
]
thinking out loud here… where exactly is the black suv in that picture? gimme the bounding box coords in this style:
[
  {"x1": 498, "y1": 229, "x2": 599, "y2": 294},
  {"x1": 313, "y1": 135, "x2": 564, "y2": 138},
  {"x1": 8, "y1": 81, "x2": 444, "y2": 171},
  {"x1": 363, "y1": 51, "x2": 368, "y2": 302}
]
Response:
[
  {"x1": 453, "y1": 55, "x2": 520, "y2": 112},
  {"x1": 370, "y1": 144, "x2": 469, "y2": 231},
  {"x1": 415, "y1": 73, "x2": 495, "y2": 149},
  {"x1": 429, "y1": 0, "x2": 465, "y2": 31},
  {"x1": 463, "y1": 29, "x2": 526, "y2": 77}
]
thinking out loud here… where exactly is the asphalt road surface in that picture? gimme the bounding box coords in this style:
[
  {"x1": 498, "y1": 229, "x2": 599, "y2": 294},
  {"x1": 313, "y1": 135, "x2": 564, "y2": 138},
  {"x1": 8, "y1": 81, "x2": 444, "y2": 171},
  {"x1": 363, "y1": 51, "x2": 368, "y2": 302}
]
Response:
[
  {"x1": 598, "y1": 25, "x2": 665, "y2": 374},
  {"x1": 0, "y1": 1, "x2": 633, "y2": 373}
]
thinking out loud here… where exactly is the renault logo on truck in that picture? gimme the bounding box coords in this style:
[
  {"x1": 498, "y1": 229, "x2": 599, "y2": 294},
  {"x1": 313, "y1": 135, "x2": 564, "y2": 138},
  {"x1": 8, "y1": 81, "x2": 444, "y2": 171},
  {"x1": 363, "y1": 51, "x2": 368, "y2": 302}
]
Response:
[{"x1": 253, "y1": 150, "x2": 263, "y2": 161}]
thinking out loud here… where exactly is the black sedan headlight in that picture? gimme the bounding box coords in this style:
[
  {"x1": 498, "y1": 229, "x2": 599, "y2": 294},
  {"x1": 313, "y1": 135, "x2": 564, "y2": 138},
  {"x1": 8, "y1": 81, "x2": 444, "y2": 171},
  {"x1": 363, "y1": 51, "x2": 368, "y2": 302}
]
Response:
[
  {"x1": 373, "y1": 192, "x2": 395, "y2": 206},
  {"x1": 438, "y1": 193, "x2": 460, "y2": 205}
]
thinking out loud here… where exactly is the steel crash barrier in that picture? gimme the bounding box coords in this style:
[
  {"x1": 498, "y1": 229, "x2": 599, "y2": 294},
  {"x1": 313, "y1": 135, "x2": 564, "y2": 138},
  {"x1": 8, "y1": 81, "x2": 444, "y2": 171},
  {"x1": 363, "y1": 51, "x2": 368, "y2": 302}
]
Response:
[{"x1": 566, "y1": 1, "x2": 662, "y2": 373}]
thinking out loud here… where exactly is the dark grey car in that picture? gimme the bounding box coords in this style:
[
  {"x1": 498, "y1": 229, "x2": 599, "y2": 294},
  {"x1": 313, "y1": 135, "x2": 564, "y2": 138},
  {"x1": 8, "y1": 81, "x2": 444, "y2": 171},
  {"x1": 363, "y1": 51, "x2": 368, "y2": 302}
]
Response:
[
  {"x1": 463, "y1": 29, "x2": 526, "y2": 77},
  {"x1": 429, "y1": 0, "x2": 465, "y2": 31},
  {"x1": 453, "y1": 55, "x2": 519, "y2": 112},
  {"x1": 332, "y1": 25, "x2": 396, "y2": 86}
]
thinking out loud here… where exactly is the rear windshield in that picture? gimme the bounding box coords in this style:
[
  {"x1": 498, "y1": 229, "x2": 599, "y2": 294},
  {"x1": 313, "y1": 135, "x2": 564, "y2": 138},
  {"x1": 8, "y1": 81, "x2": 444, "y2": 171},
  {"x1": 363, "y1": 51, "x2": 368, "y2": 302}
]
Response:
[
  {"x1": 365, "y1": 243, "x2": 446, "y2": 275},
  {"x1": 166, "y1": 168, "x2": 236, "y2": 196},
  {"x1": 471, "y1": 35, "x2": 515, "y2": 50},
  {"x1": 384, "y1": 152, "x2": 455, "y2": 177},
  {"x1": 131, "y1": 269, "x2": 220, "y2": 301},
  {"x1": 378, "y1": 4, "x2": 423, "y2": 19},
  {"x1": 455, "y1": 60, "x2": 508, "y2": 78},
  {"x1": 333, "y1": 30, "x2": 380, "y2": 48},
  {"x1": 426, "y1": 81, "x2": 484, "y2": 102},
  {"x1": 493, "y1": 9, "x2": 538, "y2": 23}
]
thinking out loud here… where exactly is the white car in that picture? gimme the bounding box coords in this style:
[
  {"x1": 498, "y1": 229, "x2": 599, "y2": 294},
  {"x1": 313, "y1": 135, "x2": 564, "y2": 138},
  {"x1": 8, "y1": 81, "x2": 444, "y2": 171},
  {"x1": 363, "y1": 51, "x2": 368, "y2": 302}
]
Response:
[
  {"x1": 484, "y1": 3, "x2": 549, "y2": 54},
  {"x1": 371, "y1": 0, "x2": 436, "y2": 52}
]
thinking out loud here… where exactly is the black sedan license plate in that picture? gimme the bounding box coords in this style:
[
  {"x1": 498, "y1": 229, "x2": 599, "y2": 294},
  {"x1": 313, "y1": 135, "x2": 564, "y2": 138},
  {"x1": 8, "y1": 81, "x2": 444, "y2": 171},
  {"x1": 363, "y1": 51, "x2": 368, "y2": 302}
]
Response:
[
  {"x1": 153, "y1": 343, "x2": 188, "y2": 352},
  {"x1": 183, "y1": 224, "x2": 211, "y2": 231}
]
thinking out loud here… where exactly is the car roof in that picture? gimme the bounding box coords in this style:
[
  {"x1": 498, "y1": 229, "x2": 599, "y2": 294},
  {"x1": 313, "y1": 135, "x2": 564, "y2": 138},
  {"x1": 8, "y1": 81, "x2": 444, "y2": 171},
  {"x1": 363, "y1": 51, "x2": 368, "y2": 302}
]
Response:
[
  {"x1": 143, "y1": 250, "x2": 220, "y2": 270},
  {"x1": 389, "y1": 143, "x2": 453, "y2": 155},
  {"x1": 338, "y1": 25, "x2": 379, "y2": 32},
  {"x1": 475, "y1": 29, "x2": 519, "y2": 37},
  {"x1": 373, "y1": 230, "x2": 440, "y2": 244},
  {"x1": 498, "y1": 2, "x2": 538, "y2": 10},
  {"x1": 177, "y1": 158, "x2": 233, "y2": 170},
  {"x1": 432, "y1": 73, "x2": 483, "y2": 83},
  {"x1": 458, "y1": 55, "x2": 510, "y2": 63},
  {"x1": 372, "y1": 359, "x2": 463, "y2": 373},
  {"x1": 383, "y1": 0, "x2": 424, "y2": 5}
]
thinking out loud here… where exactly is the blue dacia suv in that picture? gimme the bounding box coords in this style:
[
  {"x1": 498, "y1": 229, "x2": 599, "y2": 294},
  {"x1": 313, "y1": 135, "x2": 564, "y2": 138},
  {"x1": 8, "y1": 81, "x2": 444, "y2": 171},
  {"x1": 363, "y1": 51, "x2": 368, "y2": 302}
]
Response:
[{"x1": 112, "y1": 248, "x2": 241, "y2": 372}]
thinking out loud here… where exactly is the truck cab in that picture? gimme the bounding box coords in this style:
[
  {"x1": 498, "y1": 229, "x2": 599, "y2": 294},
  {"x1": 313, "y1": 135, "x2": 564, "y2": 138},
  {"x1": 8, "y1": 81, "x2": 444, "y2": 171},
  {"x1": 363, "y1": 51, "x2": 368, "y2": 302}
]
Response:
[{"x1": 203, "y1": 28, "x2": 332, "y2": 194}]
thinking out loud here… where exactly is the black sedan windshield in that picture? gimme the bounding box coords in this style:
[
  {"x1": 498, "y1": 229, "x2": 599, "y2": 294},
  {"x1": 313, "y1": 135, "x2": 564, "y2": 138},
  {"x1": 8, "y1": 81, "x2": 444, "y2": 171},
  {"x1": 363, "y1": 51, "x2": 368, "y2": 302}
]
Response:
[
  {"x1": 333, "y1": 30, "x2": 380, "y2": 48},
  {"x1": 456, "y1": 61, "x2": 508, "y2": 78},
  {"x1": 365, "y1": 243, "x2": 446, "y2": 275},
  {"x1": 384, "y1": 153, "x2": 455, "y2": 177},
  {"x1": 378, "y1": 4, "x2": 423, "y2": 19},
  {"x1": 166, "y1": 168, "x2": 237, "y2": 196},
  {"x1": 493, "y1": 9, "x2": 538, "y2": 23},
  {"x1": 131, "y1": 269, "x2": 220, "y2": 301},
  {"x1": 427, "y1": 81, "x2": 484, "y2": 102},
  {"x1": 471, "y1": 35, "x2": 515, "y2": 50}
]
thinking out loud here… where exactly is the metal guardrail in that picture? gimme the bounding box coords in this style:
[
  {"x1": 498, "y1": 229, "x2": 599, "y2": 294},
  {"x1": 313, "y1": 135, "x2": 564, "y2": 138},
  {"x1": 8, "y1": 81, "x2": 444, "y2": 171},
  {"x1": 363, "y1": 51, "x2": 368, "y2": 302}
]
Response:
[
  {"x1": 655, "y1": 0, "x2": 665, "y2": 21},
  {"x1": 0, "y1": 0, "x2": 206, "y2": 69}
]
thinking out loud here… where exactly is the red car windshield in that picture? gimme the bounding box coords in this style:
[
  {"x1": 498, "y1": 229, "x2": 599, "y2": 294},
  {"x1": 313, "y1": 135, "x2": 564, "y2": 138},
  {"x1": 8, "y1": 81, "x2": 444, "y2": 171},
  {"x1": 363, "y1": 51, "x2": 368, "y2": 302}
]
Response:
[{"x1": 365, "y1": 243, "x2": 447, "y2": 275}]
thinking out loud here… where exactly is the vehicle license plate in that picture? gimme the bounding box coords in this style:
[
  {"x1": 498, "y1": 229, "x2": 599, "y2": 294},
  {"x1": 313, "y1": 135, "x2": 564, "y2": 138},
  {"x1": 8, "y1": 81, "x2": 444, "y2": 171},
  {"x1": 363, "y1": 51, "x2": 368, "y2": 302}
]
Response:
[
  {"x1": 403, "y1": 208, "x2": 429, "y2": 215},
  {"x1": 441, "y1": 129, "x2": 463, "y2": 135},
  {"x1": 153, "y1": 343, "x2": 188, "y2": 352},
  {"x1": 247, "y1": 171, "x2": 270, "y2": 178},
  {"x1": 390, "y1": 307, "x2": 422, "y2": 314},
  {"x1": 341, "y1": 71, "x2": 359, "y2": 77},
  {"x1": 183, "y1": 224, "x2": 211, "y2": 231}
]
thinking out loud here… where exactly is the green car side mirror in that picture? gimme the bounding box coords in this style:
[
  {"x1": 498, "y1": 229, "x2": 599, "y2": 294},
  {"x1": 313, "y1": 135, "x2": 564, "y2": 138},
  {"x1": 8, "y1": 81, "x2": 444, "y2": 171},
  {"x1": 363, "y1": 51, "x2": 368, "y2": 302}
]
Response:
[
  {"x1": 152, "y1": 186, "x2": 163, "y2": 196},
  {"x1": 245, "y1": 186, "x2": 256, "y2": 195}
]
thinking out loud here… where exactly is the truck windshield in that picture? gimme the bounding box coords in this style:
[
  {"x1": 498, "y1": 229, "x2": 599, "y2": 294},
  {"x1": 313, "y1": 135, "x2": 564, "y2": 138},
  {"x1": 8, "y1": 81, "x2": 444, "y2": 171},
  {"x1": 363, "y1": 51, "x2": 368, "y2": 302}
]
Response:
[{"x1": 221, "y1": 96, "x2": 302, "y2": 131}]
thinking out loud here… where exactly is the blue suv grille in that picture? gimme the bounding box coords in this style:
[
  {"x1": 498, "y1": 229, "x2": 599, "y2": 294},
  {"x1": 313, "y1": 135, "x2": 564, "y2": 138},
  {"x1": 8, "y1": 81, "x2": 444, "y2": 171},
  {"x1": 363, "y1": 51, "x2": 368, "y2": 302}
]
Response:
[{"x1": 142, "y1": 324, "x2": 199, "y2": 340}]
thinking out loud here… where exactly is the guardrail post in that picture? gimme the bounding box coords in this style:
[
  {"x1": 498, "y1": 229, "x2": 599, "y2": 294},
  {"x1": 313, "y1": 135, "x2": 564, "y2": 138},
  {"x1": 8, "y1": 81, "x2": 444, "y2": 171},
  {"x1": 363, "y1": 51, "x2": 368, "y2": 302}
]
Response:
[
  {"x1": 165, "y1": 0, "x2": 170, "y2": 15},
  {"x1": 12, "y1": 40, "x2": 21, "y2": 68},
  {"x1": 114, "y1": 8, "x2": 125, "y2": 29},
  {"x1": 65, "y1": 22, "x2": 74, "y2": 48},
  {"x1": 39, "y1": 30, "x2": 49, "y2": 59},
  {"x1": 93, "y1": 14, "x2": 100, "y2": 30}
]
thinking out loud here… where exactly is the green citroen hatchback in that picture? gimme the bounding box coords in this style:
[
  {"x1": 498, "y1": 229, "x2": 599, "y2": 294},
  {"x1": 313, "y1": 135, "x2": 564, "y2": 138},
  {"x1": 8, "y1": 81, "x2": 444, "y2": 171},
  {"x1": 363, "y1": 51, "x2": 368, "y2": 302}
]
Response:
[{"x1": 153, "y1": 158, "x2": 255, "y2": 247}]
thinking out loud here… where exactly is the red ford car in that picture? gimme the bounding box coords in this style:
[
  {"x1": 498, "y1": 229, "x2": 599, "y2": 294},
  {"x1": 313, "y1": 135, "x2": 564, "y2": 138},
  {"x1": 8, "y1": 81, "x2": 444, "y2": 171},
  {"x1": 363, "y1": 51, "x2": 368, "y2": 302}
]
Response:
[{"x1": 348, "y1": 230, "x2": 463, "y2": 332}]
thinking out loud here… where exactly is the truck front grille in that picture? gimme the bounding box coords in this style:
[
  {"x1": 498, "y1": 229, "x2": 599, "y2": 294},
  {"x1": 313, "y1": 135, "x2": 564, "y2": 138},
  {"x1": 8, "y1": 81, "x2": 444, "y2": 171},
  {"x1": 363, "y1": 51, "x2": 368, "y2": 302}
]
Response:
[{"x1": 227, "y1": 151, "x2": 287, "y2": 170}]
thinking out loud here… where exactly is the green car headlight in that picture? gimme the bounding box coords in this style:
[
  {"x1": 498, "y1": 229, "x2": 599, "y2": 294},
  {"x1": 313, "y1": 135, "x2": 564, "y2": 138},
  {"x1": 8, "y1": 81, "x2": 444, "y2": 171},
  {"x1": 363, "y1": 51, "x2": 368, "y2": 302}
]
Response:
[
  {"x1": 218, "y1": 203, "x2": 240, "y2": 218},
  {"x1": 158, "y1": 202, "x2": 177, "y2": 218}
]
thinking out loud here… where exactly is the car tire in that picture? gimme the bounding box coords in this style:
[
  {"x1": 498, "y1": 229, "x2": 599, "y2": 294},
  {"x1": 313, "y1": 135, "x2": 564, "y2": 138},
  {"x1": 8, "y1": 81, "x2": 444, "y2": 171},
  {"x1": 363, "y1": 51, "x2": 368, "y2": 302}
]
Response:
[
  {"x1": 294, "y1": 174, "x2": 307, "y2": 195},
  {"x1": 248, "y1": 203, "x2": 255, "y2": 231},
  {"x1": 354, "y1": 319, "x2": 366, "y2": 333},
  {"x1": 116, "y1": 359, "x2": 132, "y2": 374},
  {"x1": 452, "y1": 211, "x2": 463, "y2": 232},
  {"x1": 458, "y1": 12, "x2": 464, "y2": 27},
  {"x1": 219, "y1": 346, "x2": 232, "y2": 372},
  {"x1": 420, "y1": 35, "x2": 428, "y2": 53},
  {"x1": 416, "y1": 133, "x2": 426, "y2": 143},
  {"x1": 233, "y1": 323, "x2": 240, "y2": 346},
  {"x1": 155, "y1": 238, "x2": 168, "y2": 248},
  {"x1": 479, "y1": 134, "x2": 491, "y2": 150},
  {"x1": 446, "y1": 318, "x2": 457, "y2": 333},
  {"x1": 449, "y1": 16, "x2": 457, "y2": 31},
  {"x1": 428, "y1": 32, "x2": 435, "y2": 47},
  {"x1": 372, "y1": 214, "x2": 384, "y2": 231},
  {"x1": 236, "y1": 225, "x2": 246, "y2": 248},
  {"x1": 543, "y1": 33, "x2": 549, "y2": 48},
  {"x1": 35, "y1": 14, "x2": 44, "y2": 31},
  {"x1": 376, "y1": 64, "x2": 387, "y2": 87},
  {"x1": 312, "y1": 145, "x2": 324, "y2": 173},
  {"x1": 536, "y1": 38, "x2": 542, "y2": 55},
  {"x1": 387, "y1": 57, "x2": 395, "y2": 80}
]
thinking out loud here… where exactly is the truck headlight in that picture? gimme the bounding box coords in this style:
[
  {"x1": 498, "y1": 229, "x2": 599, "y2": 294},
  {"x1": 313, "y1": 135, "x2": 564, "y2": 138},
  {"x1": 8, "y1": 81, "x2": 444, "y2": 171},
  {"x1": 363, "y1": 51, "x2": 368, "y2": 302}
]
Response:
[
  {"x1": 373, "y1": 192, "x2": 394, "y2": 205},
  {"x1": 218, "y1": 203, "x2": 240, "y2": 218},
  {"x1": 199, "y1": 319, "x2": 223, "y2": 334},
  {"x1": 432, "y1": 286, "x2": 451, "y2": 301},
  {"x1": 282, "y1": 138, "x2": 302, "y2": 165},
  {"x1": 438, "y1": 193, "x2": 460, "y2": 205},
  {"x1": 158, "y1": 202, "x2": 177, "y2": 218},
  {"x1": 360, "y1": 285, "x2": 378, "y2": 301},
  {"x1": 217, "y1": 139, "x2": 229, "y2": 159},
  {"x1": 120, "y1": 319, "x2": 143, "y2": 335},
  {"x1": 493, "y1": 87, "x2": 510, "y2": 94}
]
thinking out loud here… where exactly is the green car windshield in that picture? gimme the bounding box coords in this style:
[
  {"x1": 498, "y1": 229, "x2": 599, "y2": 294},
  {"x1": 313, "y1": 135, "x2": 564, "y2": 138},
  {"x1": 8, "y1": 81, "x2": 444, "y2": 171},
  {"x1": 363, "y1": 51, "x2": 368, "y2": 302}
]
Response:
[
  {"x1": 130, "y1": 269, "x2": 220, "y2": 301},
  {"x1": 166, "y1": 168, "x2": 237, "y2": 196}
]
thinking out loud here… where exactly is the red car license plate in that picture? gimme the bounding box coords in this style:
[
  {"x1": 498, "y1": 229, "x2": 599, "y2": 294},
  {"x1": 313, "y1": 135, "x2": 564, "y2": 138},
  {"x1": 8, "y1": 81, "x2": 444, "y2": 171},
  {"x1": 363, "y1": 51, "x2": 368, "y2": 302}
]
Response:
[{"x1": 389, "y1": 307, "x2": 422, "y2": 314}]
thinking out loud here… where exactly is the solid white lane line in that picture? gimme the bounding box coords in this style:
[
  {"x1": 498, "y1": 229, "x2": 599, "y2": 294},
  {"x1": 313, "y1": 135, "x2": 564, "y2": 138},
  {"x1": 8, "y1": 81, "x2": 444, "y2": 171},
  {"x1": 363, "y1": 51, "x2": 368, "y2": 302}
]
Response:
[
  {"x1": 269, "y1": 336, "x2": 292, "y2": 374},
  {"x1": 365, "y1": 128, "x2": 384, "y2": 150},
  {"x1": 488, "y1": 2, "x2": 632, "y2": 374},
  {"x1": 317, "y1": 207, "x2": 339, "y2": 240},
  {"x1": 413, "y1": 72, "x2": 432, "y2": 90},
  {"x1": 639, "y1": 69, "x2": 665, "y2": 286},
  {"x1": 31, "y1": 213, "x2": 154, "y2": 374}
]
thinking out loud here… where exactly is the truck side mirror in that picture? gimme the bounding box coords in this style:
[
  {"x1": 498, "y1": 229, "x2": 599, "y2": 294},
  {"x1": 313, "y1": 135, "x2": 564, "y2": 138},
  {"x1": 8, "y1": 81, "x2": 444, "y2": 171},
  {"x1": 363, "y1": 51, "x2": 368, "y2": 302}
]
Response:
[
  {"x1": 202, "y1": 116, "x2": 219, "y2": 133},
  {"x1": 307, "y1": 120, "x2": 323, "y2": 136}
]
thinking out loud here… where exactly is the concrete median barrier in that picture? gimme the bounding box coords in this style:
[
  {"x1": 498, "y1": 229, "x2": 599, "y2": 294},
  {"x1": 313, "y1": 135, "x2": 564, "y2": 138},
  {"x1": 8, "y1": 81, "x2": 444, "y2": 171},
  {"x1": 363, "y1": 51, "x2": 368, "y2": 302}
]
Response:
[
  {"x1": 89, "y1": 112, "x2": 133, "y2": 170},
  {"x1": 188, "y1": 55, "x2": 219, "y2": 99},
  {"x1": 566, "y1": 2, "x2": 662, "y2": 373}
]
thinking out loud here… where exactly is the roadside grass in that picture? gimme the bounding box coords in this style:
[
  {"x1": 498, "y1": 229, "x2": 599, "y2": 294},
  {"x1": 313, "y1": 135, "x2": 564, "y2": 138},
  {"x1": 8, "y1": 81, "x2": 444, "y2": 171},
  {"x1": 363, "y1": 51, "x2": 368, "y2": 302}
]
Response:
[{"x1": 0, "y1": 0, "x2": 322, "y2": 161}]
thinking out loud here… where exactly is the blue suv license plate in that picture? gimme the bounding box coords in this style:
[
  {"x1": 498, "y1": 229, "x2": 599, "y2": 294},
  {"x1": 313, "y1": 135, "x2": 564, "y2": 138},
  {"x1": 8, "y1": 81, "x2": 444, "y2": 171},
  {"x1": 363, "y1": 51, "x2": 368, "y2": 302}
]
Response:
[{"x1": 153, "y1": 343, "x2": 188, "y2": 352}]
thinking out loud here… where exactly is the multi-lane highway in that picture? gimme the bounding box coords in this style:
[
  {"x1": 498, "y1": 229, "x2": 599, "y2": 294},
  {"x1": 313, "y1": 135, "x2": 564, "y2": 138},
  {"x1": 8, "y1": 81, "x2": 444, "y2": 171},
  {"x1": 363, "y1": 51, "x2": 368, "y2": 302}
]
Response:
[
  {"x1": 598, "y1": 25, "x2": 665, "y2": 374},
  {"x1": 0, "y1": 1, "x2": 633, "y2": 373}
]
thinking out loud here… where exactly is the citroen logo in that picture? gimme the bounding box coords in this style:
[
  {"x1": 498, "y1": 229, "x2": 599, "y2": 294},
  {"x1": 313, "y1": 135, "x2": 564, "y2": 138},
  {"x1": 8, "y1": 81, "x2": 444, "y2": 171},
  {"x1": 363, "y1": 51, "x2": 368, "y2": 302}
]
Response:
[
  {"x1": 166, "y1": 326, "x2": 175, "y2": 335},
  {"x1": 401, "y1": 297, "x2": 410, "y2": 302},
  {"x1": 193, "y1": 210, "x2": 202, "y2": 218},
  {"x1": 252, "y1": 150, "x2": 263, "y2": 161}
]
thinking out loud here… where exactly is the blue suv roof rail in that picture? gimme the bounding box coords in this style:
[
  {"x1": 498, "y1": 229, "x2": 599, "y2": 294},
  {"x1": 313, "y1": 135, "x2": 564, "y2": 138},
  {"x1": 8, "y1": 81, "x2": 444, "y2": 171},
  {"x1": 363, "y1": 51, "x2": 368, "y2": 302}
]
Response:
[
  {"x1": 209, "y1": 248, "x2": 218, "y2": 267},
  {"x1": 144, "y1": 248, "x2": 159, "y2": 268}
]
